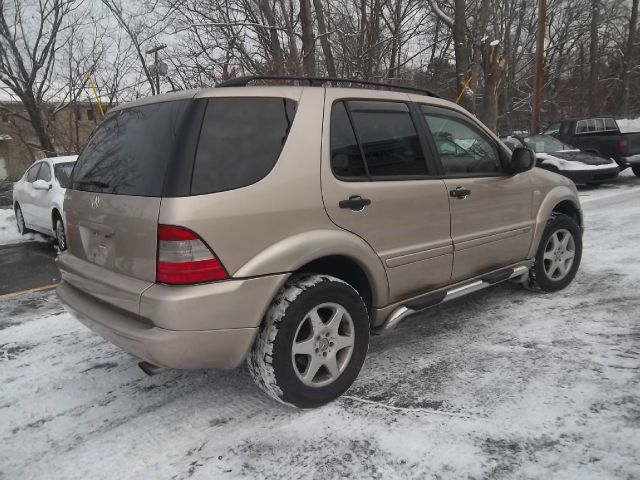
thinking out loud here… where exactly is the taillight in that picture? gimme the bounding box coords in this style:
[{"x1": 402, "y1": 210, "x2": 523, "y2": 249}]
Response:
[
  {"x1": 157, "y1": 225, "x2": 228, "y2": 284},
  {"x1": 619, "y1": 137, "x2": 629, "y2": 156}
]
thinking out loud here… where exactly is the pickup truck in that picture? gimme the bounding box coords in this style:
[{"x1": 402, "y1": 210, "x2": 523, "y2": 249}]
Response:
[{"x1": 543, "y1": 117, "x2": 640, "y2": 176}]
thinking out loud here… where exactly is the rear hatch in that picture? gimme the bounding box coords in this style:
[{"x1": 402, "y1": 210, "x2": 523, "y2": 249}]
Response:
[{"x1": 60, "y1": 96, "x2": 202, "y2": 313}]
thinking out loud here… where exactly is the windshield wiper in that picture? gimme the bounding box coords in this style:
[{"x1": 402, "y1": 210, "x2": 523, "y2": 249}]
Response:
[{"x1": 75, "y1": 179, "x2": 110, "y2": 189}]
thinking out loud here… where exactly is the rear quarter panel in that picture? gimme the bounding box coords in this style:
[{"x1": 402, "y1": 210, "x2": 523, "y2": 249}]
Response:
[{"x1": 158, "y1": 87, "x2": 391, "y2": 307}]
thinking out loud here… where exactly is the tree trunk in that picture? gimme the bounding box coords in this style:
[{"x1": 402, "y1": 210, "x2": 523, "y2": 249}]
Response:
[
  {"x1": 312, "y1": 0, "x2": 336, "y2": 77},
  {"x1": 621, "y1": 0, "x2": 639, "y2": 116},
  {"x1": 257, "y1": 0, "x2": 286, "y2": 73},
  {"x1": 588, "y1": 0, "x2": 599, "y2": 116},
  {"x1": 479, "y1": 43, "x2": 502, "y2": 133},
  {"x1": 299, "y1": 0, "x2": 316, "y2": 75},
  {"x1": 453, "y1": 0, "x2": 471, "y2": 109},
  {"x1": 22, "y1": 95, "x2": 55, "y2": 157}
]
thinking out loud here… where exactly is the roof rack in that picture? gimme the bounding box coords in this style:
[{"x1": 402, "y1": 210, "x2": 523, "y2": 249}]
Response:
[{"x1": 216, "y1": 75, "x2": 442, "y2": 99}]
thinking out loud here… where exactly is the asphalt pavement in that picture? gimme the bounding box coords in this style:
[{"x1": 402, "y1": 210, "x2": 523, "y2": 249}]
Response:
[{"x1": 0, "y1": 241, "x2": 59, "y2": 296}]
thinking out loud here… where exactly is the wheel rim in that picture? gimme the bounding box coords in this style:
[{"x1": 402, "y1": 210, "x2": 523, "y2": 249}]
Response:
[
  {"x1": 291, "y1": 302, "x2": 355, "y2": 388},
  {"x1": 543, "y1": 228, "x2": 575, "y2": 281},
  {"x1": 56, "y1": 220, "x2": 66, "y2": 250},
  {"x1": 15, "y1": 207, "x2": 24, "y2": 233}
]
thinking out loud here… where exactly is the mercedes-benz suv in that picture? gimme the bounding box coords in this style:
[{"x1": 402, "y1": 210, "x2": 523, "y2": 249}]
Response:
[{"x1": 57, "y1": 77, "x2": 583, "y2": 408}]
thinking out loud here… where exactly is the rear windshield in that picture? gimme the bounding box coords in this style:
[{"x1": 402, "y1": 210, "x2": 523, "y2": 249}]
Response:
[
  {"x1": 71, "y1": 97, "x2": 296, "y2": 197},
  {"x1": 72, "y1": 100, "x2": 192, "y2": 196}
]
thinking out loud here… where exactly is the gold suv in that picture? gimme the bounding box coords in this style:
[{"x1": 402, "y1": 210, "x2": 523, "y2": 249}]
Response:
[{"x1": 57, "y1": 77, "x2": 583, "y2": 408}]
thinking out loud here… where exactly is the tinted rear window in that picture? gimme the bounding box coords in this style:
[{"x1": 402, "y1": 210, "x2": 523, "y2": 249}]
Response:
[
  {"x1": 190, "y1": 97, "x2": 296, "y2": 195},
  {"x1": 72, "y1": 100, "x2": 192, "y2": 196}
]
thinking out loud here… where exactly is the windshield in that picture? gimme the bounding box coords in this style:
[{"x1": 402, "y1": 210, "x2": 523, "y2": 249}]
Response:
[
  {"x1": 524, "y1": 135, "x2": 573, "y2": 153},
  {"x1": 54, "y1": 162, "x2": 75, "y2": 188}
]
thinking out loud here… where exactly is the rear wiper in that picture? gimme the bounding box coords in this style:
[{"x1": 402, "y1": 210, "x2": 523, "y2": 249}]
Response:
[{"x1": 75, "y1": 179, "x2": 110, "y2": 189}]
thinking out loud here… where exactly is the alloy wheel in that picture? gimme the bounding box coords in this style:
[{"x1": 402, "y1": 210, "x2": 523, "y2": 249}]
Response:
[
  {"x1": 543, "y1": 228, "x2": 575, "y2": 280},
  {"x1": 291, "y1": 302, "x2": 355, "y2": 388}
]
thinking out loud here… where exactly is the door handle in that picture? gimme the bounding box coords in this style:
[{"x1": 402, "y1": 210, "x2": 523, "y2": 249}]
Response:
[
  {"x1": 339, "y1": 195, "x2": 371, "y2": 211},
  {"x1": 450, "y1": 186, "x2": 471, "y2": 199}
]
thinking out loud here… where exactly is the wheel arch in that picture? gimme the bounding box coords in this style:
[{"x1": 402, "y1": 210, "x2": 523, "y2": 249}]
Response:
[
  {"x1": 528, "y1": 187, "x2": 583, "y2": 258},
  {"x1": 551, "y1": 199, "x2": 583, "y2": 230},
  {"x1": 51, "y1": 207, "x2": 62, "y2": 229},
  {"x1": 294, "y1": 255, "x2": 374, "y2": 315},
  {"x1": 234, "y1": 229, "x2": 389, "y2": 311}
]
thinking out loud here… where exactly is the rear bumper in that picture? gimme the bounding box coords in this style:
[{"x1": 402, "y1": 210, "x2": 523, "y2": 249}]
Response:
[
  {"x1": 560, "y1": 166, "x2": 619, "y2": 185},
  {"x1": 57, "y1": 272, "x2": 287, "y2": 369}
]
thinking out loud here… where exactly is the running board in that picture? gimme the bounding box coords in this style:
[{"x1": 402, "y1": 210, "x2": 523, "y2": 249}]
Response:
[{"x1": 376, "y1": 265, "x2": 530, "y2": 333}]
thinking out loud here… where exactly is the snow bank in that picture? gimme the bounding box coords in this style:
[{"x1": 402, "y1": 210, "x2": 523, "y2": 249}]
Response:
[
  {"x1": 0, "y1": 208, "x2": 47, "y2": 245},
  {"x1": 617, "y1": 117, "x2": 640, "y2": 133}
]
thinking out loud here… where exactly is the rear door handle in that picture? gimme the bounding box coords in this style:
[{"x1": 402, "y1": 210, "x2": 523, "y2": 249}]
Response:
[
  {"x1": 339, "y1": 195, "x2": 371, "y2": 211},
  {"x1": 449, "y1": 186, "x2": 471, "y2": 199}
]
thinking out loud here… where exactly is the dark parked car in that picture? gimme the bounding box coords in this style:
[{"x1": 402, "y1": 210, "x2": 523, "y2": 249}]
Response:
[
  {"x1": 543, "y1": 117, "x2": 640, "y2": 175},
  {"x1": 502, "y1": 134, "x2": 619, "y2": 185}
]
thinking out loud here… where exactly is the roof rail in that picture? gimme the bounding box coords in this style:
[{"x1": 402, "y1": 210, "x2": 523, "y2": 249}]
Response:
[{"x1": 216, "y1": 75, "x2": 442, "y2": 98}]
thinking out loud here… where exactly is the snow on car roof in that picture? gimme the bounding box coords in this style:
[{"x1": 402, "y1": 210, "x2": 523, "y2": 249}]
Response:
[{"x1": 49, "y1": 155, "x2": 78, "y2": 165}]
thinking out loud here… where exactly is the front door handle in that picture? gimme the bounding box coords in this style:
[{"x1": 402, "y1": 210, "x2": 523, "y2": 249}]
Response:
[
  {"x1": 339, "y1": 195, "x2": 371, "y2": 211},
  {"x1": 449, "y1": 186, "x2": 471, "y2": 199}
]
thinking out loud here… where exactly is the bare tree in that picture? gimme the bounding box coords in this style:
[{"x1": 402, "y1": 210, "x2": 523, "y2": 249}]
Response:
[
  {"x1": 0, "y1": 0, "x2": 77, "y2": 156},
  {"x1": 621, "y1": 0, "x2": 639, "y2": 116}
]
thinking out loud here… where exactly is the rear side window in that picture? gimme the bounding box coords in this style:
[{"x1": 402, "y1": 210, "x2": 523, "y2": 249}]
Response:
[
  {"x1": 191, "y1": 97, "x2": 296, "y2": 195},
  {"x1": 330, "y1": 102, "x2": 367, "y2": 178},
  {"x1": 26, "y1": 163, "x2": 41, "y2": 182},
  {"x1": 330, "y1": 100, "x2": 428, "y2": 180},
  {"x1": 72, "y1": 100, "x2": 192, "y2": 196}
]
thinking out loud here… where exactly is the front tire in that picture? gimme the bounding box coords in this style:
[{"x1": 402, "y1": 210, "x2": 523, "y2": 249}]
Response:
[
  {"x1": 529, "y1": 213, "x2": 582, "y2": 292},
  {"x1": 14, "y1": 204, "x2": 29, "y2": 235},
  {"x1": 248, "y1": 274, "x2": 370, "y2": 408},
  {"x1": 55, "y1": 216, "x2": 67, "y2": 251}
]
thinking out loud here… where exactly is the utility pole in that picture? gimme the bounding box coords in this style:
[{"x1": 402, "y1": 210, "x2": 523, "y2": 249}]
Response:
[
  {"x1": 146, "y1": 44, "x2": 167, "y2": 95},
  {"x1": 532, "y1": 0, "x2": 546, "y2": 134}
]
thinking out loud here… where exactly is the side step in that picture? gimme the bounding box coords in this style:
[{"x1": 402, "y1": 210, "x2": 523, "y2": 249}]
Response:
[{"x1": 376, "y1": 265, "x2": 530, "y2": 333}]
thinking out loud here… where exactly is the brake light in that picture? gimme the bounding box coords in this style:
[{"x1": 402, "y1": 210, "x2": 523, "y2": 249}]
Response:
[
  {"x1": 157, "y1": 225, "x2": 228, "y2": 284},
  {"x1": 619, "y1": 137, "x2": 629, "y2": 156}
]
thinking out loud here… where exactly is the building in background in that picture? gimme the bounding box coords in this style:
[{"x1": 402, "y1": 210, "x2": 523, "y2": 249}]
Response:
[{"x1": 0, "y1": 101, "x2": 101, "y2": 181}]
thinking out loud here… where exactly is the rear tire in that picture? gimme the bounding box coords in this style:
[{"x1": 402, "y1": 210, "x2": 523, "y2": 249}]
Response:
[
  {"x1": 529, "y1": 213, "x2": 582, "y2": 292},
  {"x1": 14, "y1": 204, "x2": 29, "y2": 235},
  {"x1": 247, "y1": 274, "x2": 369, "y2": 408},
  {"x1": 632, "y1": 165, "x2": 640, "y2": 177}
]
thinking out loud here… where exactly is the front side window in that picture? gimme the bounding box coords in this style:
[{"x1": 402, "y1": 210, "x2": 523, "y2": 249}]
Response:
[
  {"x1": 191, "y1": 97, "x2": 296, "y2": 195},
  {"x1": 36, "y1": 163, "x2": 51, "y2": 182},
  {"x1": 422, "y1": 106, "x2": 503, "y2": 175},
  {"x1": 330, "y1": 100, "x2": 429, "y2": 179},
  {"x1": 54, "y1": 162, "x2": 75, "y2": 188},
  {"x1": 26, "y1": 163, "x2": 41, "y2": 183}
]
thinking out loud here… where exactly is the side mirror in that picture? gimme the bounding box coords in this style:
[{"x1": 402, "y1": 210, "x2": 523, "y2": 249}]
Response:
[
  {"x1": 32, "y1": 179, "x2": 52, "y2": 191},
  {"x1": 510, "y1": 147, "x2": 535, "y2": 174}
]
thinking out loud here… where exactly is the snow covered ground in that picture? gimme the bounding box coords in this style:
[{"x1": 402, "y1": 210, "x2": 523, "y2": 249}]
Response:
[
  {"x1": 0, "y1": 208, "x2": 47, "y2": 246},
  {"x1": 1, "y1": 178, "x2": 640, "y2": 479}
]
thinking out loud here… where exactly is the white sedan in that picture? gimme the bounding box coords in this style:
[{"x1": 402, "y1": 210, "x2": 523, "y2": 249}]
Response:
[{"x1": 12, "y1": 155, "x2": 77, "y2": 250}]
